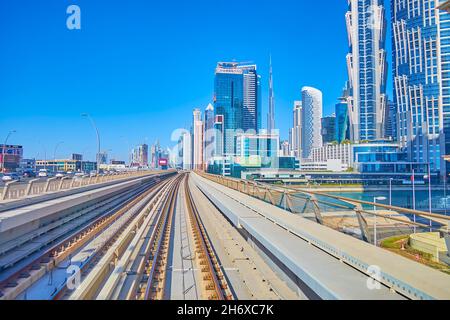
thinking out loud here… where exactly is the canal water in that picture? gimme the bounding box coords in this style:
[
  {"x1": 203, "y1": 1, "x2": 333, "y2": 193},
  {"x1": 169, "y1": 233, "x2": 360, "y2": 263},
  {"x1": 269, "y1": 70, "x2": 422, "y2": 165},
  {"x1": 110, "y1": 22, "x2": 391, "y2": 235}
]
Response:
[{"x1": 335, "y1": 189, "x2": 450, "y2": 214}]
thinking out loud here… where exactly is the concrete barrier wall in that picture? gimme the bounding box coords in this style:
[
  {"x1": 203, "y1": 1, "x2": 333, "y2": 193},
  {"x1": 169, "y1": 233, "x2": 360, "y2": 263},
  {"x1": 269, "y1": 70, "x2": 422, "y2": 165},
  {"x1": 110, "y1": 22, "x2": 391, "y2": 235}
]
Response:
[
  {"x1": 410, "y1": 233, "x2": 448, "y2": 262},
  {"x1": 0, "y1": 172, "x2": 165, "y2": 202}
]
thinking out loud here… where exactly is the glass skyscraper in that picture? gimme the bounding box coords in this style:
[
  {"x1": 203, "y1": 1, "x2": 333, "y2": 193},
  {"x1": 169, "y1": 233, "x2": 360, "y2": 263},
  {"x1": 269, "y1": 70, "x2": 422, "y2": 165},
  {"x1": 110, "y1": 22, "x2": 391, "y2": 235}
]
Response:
[
  {"x1": 214, "y1": 62, "x2": 260, "y2": 156},
  {"x1": 346, "y1": 0, "x2": 387, "y2": 142},
  {"x1": 335, "y1": 98, "x2": 351, "y2": 144},
  {"x1": 241, "y1": 65, "x2": 262, "y2": 132},
  {"x1": 321, "y1": 115, "x2": 337, "y2": 144},
  {"x1": 392, "y1": 0, "x2": 450, "y2": 173}
]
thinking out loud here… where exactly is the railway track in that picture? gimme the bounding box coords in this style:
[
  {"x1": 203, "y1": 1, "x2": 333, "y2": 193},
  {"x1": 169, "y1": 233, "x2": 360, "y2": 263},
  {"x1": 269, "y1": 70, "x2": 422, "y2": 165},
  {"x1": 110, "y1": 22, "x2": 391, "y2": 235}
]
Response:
[
  {"x1": 57, "y1": 176, "x2": 175, "y2": 300},
  {"x1": 1, "y1": 173, "x2": 238, "y2": 300},
  {"x1": 66, "y1": 174, "x2": 184, "y2": 300},
  {"x1": 69, "y1": 173, "x2": 233, "y2": 301},
  {"x1": 0, "y1": 178, "x2": 162, "y2": 269},
  {"x1": 183, "y1": 175, "x2": 234, "y2": 301},
  {"x1": 0, "y1": 174, "x2": 173, "y2": 300},
  {"x1": 138, "y1": 174, "x2": 184, "y2": 300}
]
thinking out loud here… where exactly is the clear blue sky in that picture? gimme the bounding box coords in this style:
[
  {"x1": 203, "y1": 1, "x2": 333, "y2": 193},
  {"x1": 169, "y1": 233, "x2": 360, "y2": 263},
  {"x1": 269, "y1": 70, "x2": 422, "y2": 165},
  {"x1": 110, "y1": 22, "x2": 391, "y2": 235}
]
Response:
[{"x1": 0, "y1": 0, "x2": 392, "y2": 161}]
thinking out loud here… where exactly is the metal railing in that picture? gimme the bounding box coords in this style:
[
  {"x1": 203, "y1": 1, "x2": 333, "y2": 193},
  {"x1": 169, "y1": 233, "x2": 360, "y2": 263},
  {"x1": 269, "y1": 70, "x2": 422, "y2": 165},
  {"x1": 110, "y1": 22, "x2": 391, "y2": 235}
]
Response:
[{"x1": 197, "y1": 172, "x2": 450, "y2": 246}]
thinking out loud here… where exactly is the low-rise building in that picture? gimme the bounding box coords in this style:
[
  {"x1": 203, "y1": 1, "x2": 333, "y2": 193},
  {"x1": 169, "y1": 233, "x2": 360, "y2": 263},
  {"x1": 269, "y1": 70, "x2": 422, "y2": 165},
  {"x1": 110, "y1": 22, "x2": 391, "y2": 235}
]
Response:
[
  {"x1": 0, "y1": 144, "x2": 23, "y2": 172},
  {"x1": 310, "y1": 141, "x2": 426, "y2": 174},
  {"x1": 36, "y1": 159, "x2": 97, "y2": 173},
  {"x1": 300, "y1": 159, "x2": 348, "y2": 172},
  {"x1": 311, "y1": 143, "x2": 352, "y2": 167}
]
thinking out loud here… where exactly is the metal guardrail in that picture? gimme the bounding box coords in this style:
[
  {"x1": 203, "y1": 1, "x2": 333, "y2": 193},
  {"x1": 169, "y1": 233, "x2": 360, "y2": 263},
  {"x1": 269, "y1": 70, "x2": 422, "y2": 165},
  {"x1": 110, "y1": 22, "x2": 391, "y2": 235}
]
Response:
[
  {"x1": 196, "y1": 172, "x2": 450, "y2": 300},
  {"x1": 198, "y1": 172, "x2": 450, "y2": 245}
]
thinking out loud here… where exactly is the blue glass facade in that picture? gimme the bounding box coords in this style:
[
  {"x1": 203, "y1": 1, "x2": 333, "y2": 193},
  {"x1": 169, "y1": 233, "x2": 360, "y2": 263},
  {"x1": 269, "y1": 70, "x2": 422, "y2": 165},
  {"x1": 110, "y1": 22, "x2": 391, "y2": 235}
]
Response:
[
  {"x1": 392, "y1": 0, "x2": 448, "y2": 174},
  {"x1": 335, "y1": 101, "x2": 351, "y2": 143},
  {"x1": 347, "y1": 0, "x2": 387, "y2": 142},
  {"x1": 352, "y1": 142, "x2": 424, "y2": 173},
  {"x1": 241, "y1": 66, "x2": 261, "y2": 133},
  {"x1": 214, "y1": 63, "x2": 260, "y2": 156},
  {"x1": 214, "y1": 63, "x2": 244, "y2": 155},
  {"x1": 321, "y1": 116, "x2": 336, "y2": 144},
  {"x1": 384, "y1": 99, "x2": 397, "y2": 141}
]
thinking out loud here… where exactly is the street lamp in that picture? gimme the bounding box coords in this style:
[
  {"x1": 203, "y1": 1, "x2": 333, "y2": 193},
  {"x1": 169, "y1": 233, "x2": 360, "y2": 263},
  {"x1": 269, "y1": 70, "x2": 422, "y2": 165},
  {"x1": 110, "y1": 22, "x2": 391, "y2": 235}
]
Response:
[
  {"x1": 388, "y1": 178, "x2": 394, "y2": 208},
  {"x1": 81, "y1": 113, "x2": 101, "y2": 171},
  {"x1": 424, "y1": 163, "x2": 433, "y2": 232},
  {"x1": 53, "y1": 141, "x2": 64, "y2": 173},
  {"x1": 373, "y1": 196, "x2": 387, "y2": 246},
  {"x1": 2, "y1": 130, "x2": 16, "y2": 173}
]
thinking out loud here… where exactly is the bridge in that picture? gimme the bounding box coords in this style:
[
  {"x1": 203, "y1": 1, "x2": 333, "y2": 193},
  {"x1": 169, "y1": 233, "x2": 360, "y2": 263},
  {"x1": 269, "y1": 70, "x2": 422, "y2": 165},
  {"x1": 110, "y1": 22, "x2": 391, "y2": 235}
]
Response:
[{"x1": 0, "y1": 171, "x2": 449, "y2": 300}]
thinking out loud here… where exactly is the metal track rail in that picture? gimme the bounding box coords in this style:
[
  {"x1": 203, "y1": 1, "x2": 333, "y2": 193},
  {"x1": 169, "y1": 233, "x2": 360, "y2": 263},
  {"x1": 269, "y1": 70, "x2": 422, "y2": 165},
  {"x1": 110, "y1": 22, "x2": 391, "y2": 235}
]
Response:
[
  {"x1": 183, "y1": 175, "x2": 233, "y2": 301},
  {"x1": 0, "y1": 176, "x2": 170, "y2": 300},
  {"x1": 63, "y1": 177, "x2": 176, "y2": 300},
  {"x1": 138, "y1": 174, "x2": 184, "y2": 300}
]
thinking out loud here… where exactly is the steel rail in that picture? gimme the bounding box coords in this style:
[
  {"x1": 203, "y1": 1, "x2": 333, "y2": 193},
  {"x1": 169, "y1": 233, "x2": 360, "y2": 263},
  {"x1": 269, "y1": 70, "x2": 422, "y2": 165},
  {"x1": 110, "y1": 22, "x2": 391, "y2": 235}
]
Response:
[
  {"x1": 184, "y1": 175, "x2": 233, "y2": 301},
  {"x1": 58, "y1": 177, "x2": 175, "y2": 300},
  {"x1": 0, "y1": 175, "x2": 171, "y2": 300},
  {"x1": 142, "y1": 174, "x2": 184, "y2": 300}
]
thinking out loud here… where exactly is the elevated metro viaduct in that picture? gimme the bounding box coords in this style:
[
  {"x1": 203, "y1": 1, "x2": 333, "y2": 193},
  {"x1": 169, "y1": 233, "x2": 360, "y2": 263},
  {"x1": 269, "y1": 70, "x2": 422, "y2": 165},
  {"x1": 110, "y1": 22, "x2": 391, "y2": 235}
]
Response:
[{"x1": 191, "y1": 173, "x2": 450, "y2": 300}]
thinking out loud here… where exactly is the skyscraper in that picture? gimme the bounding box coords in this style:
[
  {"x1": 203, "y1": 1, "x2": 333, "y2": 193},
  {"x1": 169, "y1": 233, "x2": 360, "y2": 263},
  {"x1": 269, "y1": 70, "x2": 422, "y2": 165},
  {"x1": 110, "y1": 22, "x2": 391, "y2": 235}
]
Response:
[
  {"x1": 130, "y1": 144, "x2": 148, "y2": 167},
  {"x1": 321, "y1": 115, "x2": 337, "y2": 144},
  {"x1": 192, "y1": 109, "x2": 204, "y2": 170},
  {"x1": 150, "y1": 140, "x2": 161, "y2": 169},
  {"x1": 242, "y1": 65, "x2": 261, "y2": 132},
  {"x1": 346, "y1": 0, "x2": 387, "y2": 142},
  {"x1": 335, "y1": 97, "x2": 351, "y2": 144},
  {"x1": 280, "y1": 140, "x2": 290, "y2": 157},
  {"x1": 384, "y1": 99, "x2": 397, "y2": 142},
  {"x1": 392, "y1": 0, "x2": 449, "y2": 173},
  {"x1": 214, "y1": 62, "x2": 261, "y2": 156},
  {"x1": 290, "y1": 101, "x2": 302, "y2": 159},
  {"x1": 335, "y1": 82, "x2": 351, "y2": 144},
  {"x1": 267, "y1": 56, "x2": 275, "y2": 133},
  {"x1": 301, "y1": 87, "x2": 323, "y2": 159},
  {"x1": 181, "y1": 132, "x2": 192, "y2": 171},
  {"x1": 204, "y1": 103, "x2": 215, "y2": 167}
]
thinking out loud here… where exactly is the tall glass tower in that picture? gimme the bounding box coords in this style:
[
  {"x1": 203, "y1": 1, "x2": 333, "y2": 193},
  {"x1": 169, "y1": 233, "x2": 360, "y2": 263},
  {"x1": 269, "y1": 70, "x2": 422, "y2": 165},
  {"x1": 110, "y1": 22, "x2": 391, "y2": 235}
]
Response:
[
  {"x1": 241, "y1": 65, "x2": 261, "y2": 133},
  {"x1": 346, "y1": 0, "x2": 387, "y2": 142},
  {"x1": 214, "y1": 62, "x2": 260, "y2": 156},
  {"x1": 392, "y1": 0, "x2": 450, "y2": 173}
]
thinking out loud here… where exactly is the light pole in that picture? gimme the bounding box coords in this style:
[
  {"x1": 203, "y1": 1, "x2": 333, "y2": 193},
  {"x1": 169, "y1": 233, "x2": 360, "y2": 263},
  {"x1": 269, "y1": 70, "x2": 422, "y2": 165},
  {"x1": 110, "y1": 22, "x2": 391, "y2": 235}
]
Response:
[
  {"x1": 53, "y1": 141, "x2": 64, "y2": 173},
  {"x1": 37, "y1": 141, "x2": 47, "y2": 171},
  {"x1": 424, "y1": 163, "x2": 433, "y2": 232},
  {"x1": 2, "y1": 130, "x2": 16, "y2": 173},
  {"x1": 81, "y1": 113, "x2": 101, "y2": 172},
  {"x1": 373, "y1": 196, "x2": 387, "y2": 246},
  {"x1": 411, "y1": 168, "x2": 417, "y2": 234},
  {"x1": 389, "y1": 178, "x2": 393, "y2": 208}
]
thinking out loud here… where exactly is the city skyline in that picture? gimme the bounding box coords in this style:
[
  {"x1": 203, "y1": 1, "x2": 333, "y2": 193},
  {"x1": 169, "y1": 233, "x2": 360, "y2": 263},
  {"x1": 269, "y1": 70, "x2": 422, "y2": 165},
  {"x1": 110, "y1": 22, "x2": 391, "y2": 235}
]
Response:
[
  {"x1": 1, "y1": 0, "x2": 450, "y2": 306},
  {"x1": 1, "y1": 0, "x2": 371, "y2": 161}
]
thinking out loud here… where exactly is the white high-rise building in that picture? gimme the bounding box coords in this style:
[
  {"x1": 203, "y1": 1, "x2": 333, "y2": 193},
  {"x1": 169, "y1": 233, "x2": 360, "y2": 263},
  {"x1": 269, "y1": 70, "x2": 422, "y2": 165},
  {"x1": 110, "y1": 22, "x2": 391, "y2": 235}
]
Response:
[
  {"x1": 301, "y1": 87, "x2": 323, "y2": 159},
  {"x1": 346, "y1": 0, "x2": 387, "y2": 142},
  {"x1": 192, "y1": 109, "x2": 204, "y2": 171},
  {"x1": 204, "y1": 103, "x2": 215, "y2": 167},
  {"x1": 182, "y1": 132, "x2": 192, "y2": 171},
  {"x1": 289, "y1": 101, "x2": 302, "y2": 159}
]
